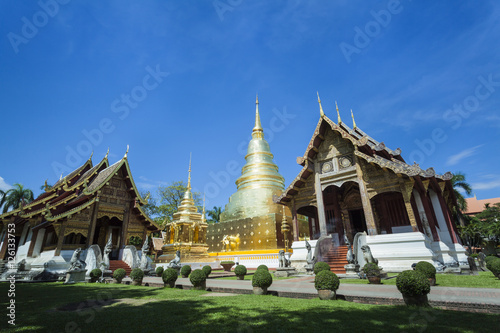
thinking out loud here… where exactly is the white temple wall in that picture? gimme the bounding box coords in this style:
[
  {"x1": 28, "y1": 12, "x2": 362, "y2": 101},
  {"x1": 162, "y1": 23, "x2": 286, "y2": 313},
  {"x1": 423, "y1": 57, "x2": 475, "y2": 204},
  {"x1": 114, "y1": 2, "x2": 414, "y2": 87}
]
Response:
[{"x1": 32, "y1": 228, "x2": 45, "y2": 258}]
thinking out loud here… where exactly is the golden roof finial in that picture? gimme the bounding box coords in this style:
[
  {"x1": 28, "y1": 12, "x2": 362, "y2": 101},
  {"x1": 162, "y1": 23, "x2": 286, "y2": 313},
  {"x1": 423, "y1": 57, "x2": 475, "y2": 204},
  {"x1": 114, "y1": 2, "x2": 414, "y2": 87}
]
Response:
[
  {"x1": 252, "y1": 94, "x2": 264, "y2": 139},
  {"x1": 89, "y1": 151, "x2": 93, "y2": 161},
  {"x1": 60, "y1": 173, "x2": 63, "y2": 181},
  {"x1": 105, "y1": 147, "x2": 109, "y2": 159},
  {"x1": 317, "y1": 92, "x2": 324, "y2": 117},
  {"x1": 351, "y1": 109, "x2": 357, "y2": 129},
  {"x1": 124, "y1": 145, "x2": 129, "y2": 159},
  {"x1": 187, "y1": 152, "x2": 192, "y2": 191},
  {"x1": 336, "y1": 101, "x2": 342, "y2": 124},
  {"x1": 44, "y1": 179, "x2": 49, "y2": 192}
]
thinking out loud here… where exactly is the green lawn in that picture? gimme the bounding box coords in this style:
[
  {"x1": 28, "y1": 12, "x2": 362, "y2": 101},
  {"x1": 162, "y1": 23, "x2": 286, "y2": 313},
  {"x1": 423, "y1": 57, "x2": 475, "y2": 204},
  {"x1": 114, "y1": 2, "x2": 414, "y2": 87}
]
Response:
[
  {"x1": 0, "y1": 282, "x2": 498, "y2": 332},
  {"x1": 340, "y1": 271, "x2": 500, "y2": 288}
]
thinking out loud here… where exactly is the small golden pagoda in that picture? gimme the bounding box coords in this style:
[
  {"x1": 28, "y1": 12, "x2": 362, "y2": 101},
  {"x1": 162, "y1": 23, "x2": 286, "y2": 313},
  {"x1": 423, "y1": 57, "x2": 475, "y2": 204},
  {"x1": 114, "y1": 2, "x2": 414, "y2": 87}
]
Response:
[
  {"x1": 158, "y1": 158, "x2": 210, "y2": 262},
  {"x1": 206, "y1": 96, "x2": 294, "y2": 252}
]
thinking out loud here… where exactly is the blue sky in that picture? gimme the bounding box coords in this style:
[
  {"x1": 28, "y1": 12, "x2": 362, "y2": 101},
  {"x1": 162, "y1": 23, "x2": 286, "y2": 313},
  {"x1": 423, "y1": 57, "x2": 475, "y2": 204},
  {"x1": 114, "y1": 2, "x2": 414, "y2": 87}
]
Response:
[{"x1": 1, "y1": 0, "x2": 500, "y2": 210}]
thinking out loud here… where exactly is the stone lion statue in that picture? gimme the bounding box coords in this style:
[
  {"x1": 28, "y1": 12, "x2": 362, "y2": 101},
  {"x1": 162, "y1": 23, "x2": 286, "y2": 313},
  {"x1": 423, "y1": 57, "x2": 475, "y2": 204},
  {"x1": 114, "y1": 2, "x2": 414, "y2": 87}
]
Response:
[
  {"x1": 360, "y1": 245, "x2": 378, "y2": 265},
  {"x1": 278, "y1": 250, "x2": 290, "y2": 268}
]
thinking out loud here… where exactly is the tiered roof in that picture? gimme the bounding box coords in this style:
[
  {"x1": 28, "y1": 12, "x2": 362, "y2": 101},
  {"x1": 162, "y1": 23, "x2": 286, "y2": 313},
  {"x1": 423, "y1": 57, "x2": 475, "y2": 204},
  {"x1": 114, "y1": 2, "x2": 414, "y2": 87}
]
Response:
[{"x1": 277, "y1": 97, "x2": 453, "y2": 203}]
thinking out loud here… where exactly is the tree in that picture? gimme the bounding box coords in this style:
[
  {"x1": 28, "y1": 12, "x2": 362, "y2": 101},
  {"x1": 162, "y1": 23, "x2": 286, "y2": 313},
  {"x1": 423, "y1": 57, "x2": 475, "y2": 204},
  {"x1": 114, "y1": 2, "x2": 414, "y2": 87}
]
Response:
[
  {"x1": 156, "y1": 181, "x2": 202, "y2": 228},
  {"x1": 476, "y1": 203, "x2": 500, "y2": 243},
  {"x1": 0, "y1": 189, "x2": 7, "y2": 210},
  {"x1": 140, "y1": 190, "x2": 161, "y2": 223},
  {"x1": 2, "y1": 183, "x2": 34, "y2": 213},
  {"x1": 207, "y1": 206, "x2": 223, "y2": 224},
  {"x1": 451, "y1": 172, "x2": 472, "y2": 223}
]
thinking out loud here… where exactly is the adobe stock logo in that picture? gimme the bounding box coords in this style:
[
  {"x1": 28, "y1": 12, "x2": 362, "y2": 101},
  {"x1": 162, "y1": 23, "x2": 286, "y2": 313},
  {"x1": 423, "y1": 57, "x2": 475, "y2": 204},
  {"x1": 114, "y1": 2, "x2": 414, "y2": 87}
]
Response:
[{"x1": 7, "y1": 0, "x2": 71, "y2": 54}]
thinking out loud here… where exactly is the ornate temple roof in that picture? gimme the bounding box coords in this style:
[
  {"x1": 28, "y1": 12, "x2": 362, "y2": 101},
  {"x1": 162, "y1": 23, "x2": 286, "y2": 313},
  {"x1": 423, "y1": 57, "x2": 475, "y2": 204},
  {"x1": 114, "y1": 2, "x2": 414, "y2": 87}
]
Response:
[
  {"x1": 277, "y1": 96, "x2": 454, "y2": 203},
  {"x1": 0, "y1": 150, "x2": 159, "y2": 231}
]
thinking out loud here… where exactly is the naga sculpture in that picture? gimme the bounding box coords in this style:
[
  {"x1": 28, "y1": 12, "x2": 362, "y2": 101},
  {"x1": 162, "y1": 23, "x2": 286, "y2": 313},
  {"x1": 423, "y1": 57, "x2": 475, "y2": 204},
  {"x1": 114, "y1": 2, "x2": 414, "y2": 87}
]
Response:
[
  {"x1": 139, "y1": 238, "x2": 151, "y2": 271},
  {"x1": 68, "y1": 248, "x2": 87, "y2": 272},
  {"x1": 344, "y1": 235, "x2": 355, "y2": 264},
  {"x1": 168, "y1": 250, "x2": 182, "y2": 270},
  {"x1": 305, "y1": 240, "x2": 316, "y2": 272}
]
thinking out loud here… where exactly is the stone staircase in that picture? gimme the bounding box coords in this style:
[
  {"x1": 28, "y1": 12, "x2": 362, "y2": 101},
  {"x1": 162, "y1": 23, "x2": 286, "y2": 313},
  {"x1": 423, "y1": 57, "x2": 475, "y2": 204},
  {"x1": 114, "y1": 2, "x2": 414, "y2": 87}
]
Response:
[
  {"x1": 109, "y1": 260, "x2": 132, "y2": 276},
  {"x1": 322, "y1": 245, "x2": 348, "y2": 274}
]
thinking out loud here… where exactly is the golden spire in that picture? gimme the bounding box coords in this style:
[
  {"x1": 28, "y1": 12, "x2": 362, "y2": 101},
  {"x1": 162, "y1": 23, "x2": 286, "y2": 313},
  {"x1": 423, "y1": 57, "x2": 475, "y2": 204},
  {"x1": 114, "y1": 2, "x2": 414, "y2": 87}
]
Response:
[
  {"x1": 105, "y1": 147, "x2": 109, "y2": 159},
  {"x1": 351, "y1": 109, "x2": 357, "y2": 128},
  {"x1": 336, "y1": 101, "x2": 342, "y2": 124},
  {"x1": 252, "y1": 94, "x2": 264, "y2": 139},
  {"x1": 124, "y1": 145, "x2": 129, "y2": 159},
  {"x1": 88, "y1": 151, "x2": 93, "y2": 161},
  {"x1": 317, "y1": 92, "x2": 324, "y2": 117},
  {"x1": 187, "y1": 152, "x2": 192, "y2": 191},
  {"x1": 60, "y1": 173, "x2": 63, "y2": 181}
]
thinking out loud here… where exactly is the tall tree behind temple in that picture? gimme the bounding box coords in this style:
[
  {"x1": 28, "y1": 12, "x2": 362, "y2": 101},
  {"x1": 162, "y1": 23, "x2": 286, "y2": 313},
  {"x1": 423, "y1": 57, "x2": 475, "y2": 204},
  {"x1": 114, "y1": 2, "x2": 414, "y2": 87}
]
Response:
[
  {"x1": 2, "y1": 183, "x2": 34, "y2": 213},
  {"x1": 207, "y1": 206, "x2": 223, "y2": 223},
  {"x1": 451, "y1": 172, "x2": 473, "y2": 222}
]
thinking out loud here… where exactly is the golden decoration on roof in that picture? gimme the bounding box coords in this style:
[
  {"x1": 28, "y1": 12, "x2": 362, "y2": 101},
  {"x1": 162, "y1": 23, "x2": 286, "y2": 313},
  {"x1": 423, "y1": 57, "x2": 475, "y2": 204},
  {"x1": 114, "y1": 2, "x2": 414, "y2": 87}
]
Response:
[{"x1": 317, "y1": 92, "x2": 324, "y2": 117}]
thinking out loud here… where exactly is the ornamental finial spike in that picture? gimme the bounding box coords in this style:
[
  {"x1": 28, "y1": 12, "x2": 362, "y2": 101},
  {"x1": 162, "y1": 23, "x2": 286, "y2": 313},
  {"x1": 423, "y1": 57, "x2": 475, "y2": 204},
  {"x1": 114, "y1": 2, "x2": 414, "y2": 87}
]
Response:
[
  {"x1": 124, "y1": 145, "x2": 129, "y2": 159},
  {"x1": 202, "y1": 193, "x2": 206, "y2": 223},
  {"x1": 351, "y1": 109, "x2": 357, "y2": 129},
  {"x1": 89, "y1": 151, "x2": 93, "y2": 161},
  {"x1": 105, "y1": 147, "x2": 109, "y2": 159},
  {"x1": 252, "y1": 94, "x2": 264, "y2": 138},
  {"x1": 317, "y1": 92, "x2": 324, "y2": 117},
  {"x1": 187, "y1": 152, "x2": 192, "y2": 190},
  {"x1": 336, "y1": 101, "x2": 342, "y2": 124}
]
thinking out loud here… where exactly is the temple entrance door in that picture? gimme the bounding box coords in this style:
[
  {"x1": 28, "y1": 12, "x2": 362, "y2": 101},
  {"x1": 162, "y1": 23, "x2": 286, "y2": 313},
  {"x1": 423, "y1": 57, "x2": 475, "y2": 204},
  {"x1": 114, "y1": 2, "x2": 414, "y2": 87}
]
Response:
[
  {"x1": 349, "y1": 209, "x2": 367, "y2": 238},
  {"x1": 109, "y1": 226, "x2": 121, "y2": 260}
]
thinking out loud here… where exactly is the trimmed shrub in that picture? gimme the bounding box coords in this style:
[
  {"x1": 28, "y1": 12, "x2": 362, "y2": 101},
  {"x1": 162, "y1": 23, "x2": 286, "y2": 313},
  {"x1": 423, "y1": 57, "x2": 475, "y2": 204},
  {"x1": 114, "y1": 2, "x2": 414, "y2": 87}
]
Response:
[
  {"x1": 90, "y1": 268, "x2": 102, "y2": 280},
  {"x1": 113, "y1": 268, "x2": 126, "y2": 282},
  {"x1": 189, "y1": 269, "x2": 207, "y2": 287},
  {"x1": 314, "y1": 261, "x2": 331, "y2": 275},
  {"x1": 130, "y1": 268, "x2": 144, "y2": 282},
  {"x1": 396, "y1": 270, "x2": 430, "y2": 296},
  {"x1": 256, "y1": 265, "x2": 269, "y2": 272},
  {"x1": 488, "y1": 257, "x2": 500, "y2": 277},
  {"x1": 220, "y1": 261, "x2": 235, "y2": 265},
  {"x1": 314, "y1": 270, "x2": 340, "y2": 291},
  {"x1": 162, "y1": 268, "x2": 178, "y2": 286},
  {"x1": 252, "y1": 269, "x2": 273, "y2": 289},
  {"x1": 234, "y1": 265, "x2": 247, "y2": 276},
  {"x1": 181, "y1": 265, "x2": 192, "y2": 277},
  {"x1": 156, "y1": 266, "x2": 164, "y2": 277},
  {"x1": 415, "y1": 261, "x2": 436, "y2": 279},
  {"x1": 362, "y1": 263, "x2": 381, "y2": 278},
  {"x1": 202, "y1": 265, "x2": 212, "y2": 277},
  {"x1": 485, "y1": 256, "x2": 500, "y2": 271}
]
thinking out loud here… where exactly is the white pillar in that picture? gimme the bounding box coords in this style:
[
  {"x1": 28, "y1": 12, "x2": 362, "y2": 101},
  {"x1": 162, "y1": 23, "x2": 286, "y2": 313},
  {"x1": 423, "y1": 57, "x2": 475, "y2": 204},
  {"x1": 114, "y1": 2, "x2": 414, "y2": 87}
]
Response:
[
  {"x1": 429, "y1": 189, "x2": 452, "y2": 244},
  {"x1": 412, "y1": 190, "x2": 432, "y2": 239}
]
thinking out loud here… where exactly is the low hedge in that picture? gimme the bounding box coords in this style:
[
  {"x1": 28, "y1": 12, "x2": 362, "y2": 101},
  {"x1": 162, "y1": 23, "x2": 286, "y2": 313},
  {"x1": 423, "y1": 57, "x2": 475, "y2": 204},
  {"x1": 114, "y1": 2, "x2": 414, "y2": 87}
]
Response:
[
  {"x1": 202, "y1": 265, "x2": 212, "y2": 277},
  {"x1": 487, "y1": 257, "x2": 500, "y2": 277},
  {"x1": 256, "y1": 265, "x2": 269, "y2": 272},
  {"x1": 181, "y1": 265, "x2": 192, "y2": 277},
  {"x1": 220, "y1": 261, "x2": 235, "y2": 265},
  {"x1": 162, "y1": 268, "x2": 178, "y2": 285},
  {"x1": 252, "y1": 269, "x2": 273, "y2": 289},
  {"x1": 113, "y1": 268, "x2": 126, "y2": 282},
  {"x1": 314, "y1": 262, "x2": 331, "y2": 275},
  {"x1": 156, "y1": 266, "x2": 164, "y2": 277},
  {"x1": 415, "y1": 261, "x2": 436, "y2": 279},
  {"x1": 130, "y1": 268, "x2": 144, "y2": 282},
  {"x1": 485, "y1": 256, "x2": 500, "y2": 272},
  {"x1": 189, "y1": 269, "x2": 207, "y2": 287},
  {"x1": 396, "y1": 270, "x2": 430, "y2": 296},
  {"x1": 314, "y1": 270, "x2": 340, "y2": 291},
  {"x1": 234, "y1": 265, "x2": 247, "y2": 276}
]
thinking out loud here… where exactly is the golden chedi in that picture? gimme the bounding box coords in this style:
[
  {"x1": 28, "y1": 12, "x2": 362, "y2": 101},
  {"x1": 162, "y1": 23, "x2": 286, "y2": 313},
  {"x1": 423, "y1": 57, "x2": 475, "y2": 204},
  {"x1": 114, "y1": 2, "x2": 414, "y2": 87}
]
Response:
[
  {"x1": 159, "y1": 158, "x2": 210, "y2": 262},
  {"x1": 206, "y1": 96, "x2": 293, "y2": 252}
]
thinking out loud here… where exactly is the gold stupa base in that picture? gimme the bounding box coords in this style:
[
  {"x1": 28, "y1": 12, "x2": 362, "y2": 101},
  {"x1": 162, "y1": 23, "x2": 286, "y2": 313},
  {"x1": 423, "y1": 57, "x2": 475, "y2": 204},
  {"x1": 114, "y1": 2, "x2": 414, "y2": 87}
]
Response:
[{"x1": 157, "y1": 243, "x2": 212, "y2": 263}]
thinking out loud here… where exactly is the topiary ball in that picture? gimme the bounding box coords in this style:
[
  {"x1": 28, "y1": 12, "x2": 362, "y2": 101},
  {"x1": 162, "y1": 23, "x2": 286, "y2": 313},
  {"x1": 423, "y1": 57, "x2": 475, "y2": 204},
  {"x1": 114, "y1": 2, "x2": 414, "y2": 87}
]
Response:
[
  {"x1": 181, "y1": 265, "x2": 192, "y2": 277},
  {"x1": 189, "y1": 269, "x2": 207, "y2": 287},
  {"x1": 314, "y1": 270, "x2": 340, "y2": 291},
  {"x1": 314, "y1": 262, "x2": 331, "y2": 275},
  {"x1": 488, "y1": 257, "x2": 500, "y2": 277},
  {"x1": 256, "y1": 265, "x2": 269, "y2": 272},
  {"x1": 485, "y1": 256, "x2": 500, "y2": 272},
  {"x1": 234, "y1": 265, "x2": 247, "y2": 276},
  {"x1": 156, "y1": 266, "x2": 164, "y2": 277},
  {"x1": 252, "y1": 269, "x2": 273, "y2": 289},
  {"x1": 130, "y1": 268, "x2": 144, "y2": 282},
  {"x1": 396, "y1": 270, "x2": 430, "y2": 296},
  {"x1": 202, "y1": 265, "x2": 212, "y2": 277},
  {"x1": 90, "y1": 268, "x2": 102, "y2": 279},
  {"x1": 113, "y1": 268, "x2": 126, "y2": 281},
  {"x1": 415, "y1": 261, "x2": 436, "y2": 279},
  {"x1": 162, "y1": 268, "x2": 178, "y2": 285}
]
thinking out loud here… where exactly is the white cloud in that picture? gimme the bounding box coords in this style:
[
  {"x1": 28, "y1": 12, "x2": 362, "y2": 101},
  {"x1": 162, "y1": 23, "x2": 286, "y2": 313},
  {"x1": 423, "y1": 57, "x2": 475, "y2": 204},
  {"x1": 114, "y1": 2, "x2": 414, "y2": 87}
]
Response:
[
  {"x1": 0, "y1": 177, "x2": 12, "y2": 192},
  {"x1": 472, "y1": 177, "x2": 500, "y2": 190},
  {"x1": 446, "y1": 145, "x2": 483, "y2": 166}
]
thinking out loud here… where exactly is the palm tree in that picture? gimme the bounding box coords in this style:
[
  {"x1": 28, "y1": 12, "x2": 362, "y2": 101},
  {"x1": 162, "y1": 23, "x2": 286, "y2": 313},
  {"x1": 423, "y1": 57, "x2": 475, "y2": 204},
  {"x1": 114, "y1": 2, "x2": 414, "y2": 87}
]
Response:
[
  {"x1": 0, "y1": 189, "x2": 7, "y2": 210},
  {"x1": 2, "y1": 183, "x2": 34, "y2": 213},
  {"x1": 450, "y1": 172, "x2": 472, "y2": 226},
  {"x1": 207, "y1": 206, "x2": 223, "y2": 224}
]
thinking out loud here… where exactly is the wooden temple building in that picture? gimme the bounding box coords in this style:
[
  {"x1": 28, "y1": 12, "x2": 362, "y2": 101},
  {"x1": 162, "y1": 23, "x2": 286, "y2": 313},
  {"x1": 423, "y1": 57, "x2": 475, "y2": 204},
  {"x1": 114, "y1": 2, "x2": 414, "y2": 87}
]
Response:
[
  {"x1": 276, "y1": 95, "x2": 468, "y2": 272},
  {"x1": 0, "y1": 149, "x2": 159, "y2": 278}
]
